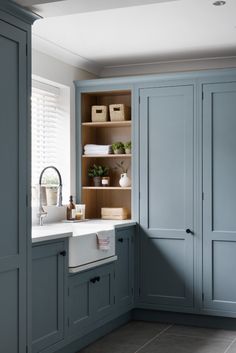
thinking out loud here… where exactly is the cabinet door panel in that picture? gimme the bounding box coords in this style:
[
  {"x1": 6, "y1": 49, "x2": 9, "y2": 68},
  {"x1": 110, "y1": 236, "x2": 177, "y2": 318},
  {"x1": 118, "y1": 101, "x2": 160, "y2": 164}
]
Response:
[
  {"x1": 69, "y1": 270, "x2": 93, "y2": 335},
  {"x1": 32, "y1": 242, "x2": 65, "y2": 352},
  {"x1": 140, "y1": 85, "x2": 194, "y2": 308},
  {"x1": 203, "y1": 82, "x2": 236, "y2": 312},
  {"x1": 92, "y1": 264, "x2": 114, "y2": 319},
  {"x1": 0, "y1": 20, "x2": 27, "y2": 353},
  {"x1": 115, "y1": 228, "x2": 134, "y2": 308},
  {"x1": 0, "y1": 269, "x2": 19, "y2": 353},
  {"x1": 142, "y1": 237, "x2": 188, "y2": 304}
]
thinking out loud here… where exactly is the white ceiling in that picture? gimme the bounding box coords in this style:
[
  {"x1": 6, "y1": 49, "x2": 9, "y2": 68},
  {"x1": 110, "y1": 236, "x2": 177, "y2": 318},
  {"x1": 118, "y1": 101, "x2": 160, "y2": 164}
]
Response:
[
  {"x1": 15, "y1": 0, "x2": 179, "y2": 15},
  {"x1": 27, "y1": 0, "x2": 236, "y2": 75}
]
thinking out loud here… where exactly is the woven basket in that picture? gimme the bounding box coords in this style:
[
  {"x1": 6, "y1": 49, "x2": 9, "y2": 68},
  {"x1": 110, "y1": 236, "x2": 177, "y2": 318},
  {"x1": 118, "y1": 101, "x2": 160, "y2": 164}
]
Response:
[
  {"x1": 109, "y1": 104, "x2": 130, "y2": 121},
  {"x1": 91, "y1": 105, "x2": 108, "y2": 122}
]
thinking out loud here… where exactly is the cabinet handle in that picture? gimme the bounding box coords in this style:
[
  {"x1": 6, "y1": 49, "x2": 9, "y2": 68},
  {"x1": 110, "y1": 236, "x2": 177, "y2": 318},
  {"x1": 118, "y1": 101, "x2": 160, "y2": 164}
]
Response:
[
  {"x1": 118, "y1": 238, "x2": 124, "y2": 243},
  {"x1": 96, "y1": 276, "x2": 100, "y2": 282},
  {"x1": 186, "y1": 229, "x2": 194, "y2": 235},
  {"x1": 90, "y1": 277, "x2": 97, "y2": 283},
  {"x1": 59, "y1": 250, "x2": 67, "y2": 256}
]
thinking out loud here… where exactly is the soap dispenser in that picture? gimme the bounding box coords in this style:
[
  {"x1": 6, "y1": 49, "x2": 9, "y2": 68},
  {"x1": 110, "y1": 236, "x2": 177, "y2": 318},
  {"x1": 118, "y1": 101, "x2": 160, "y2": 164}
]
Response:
[{"x1": 67, "y1": 195, "x2": 75, "y2": 220}]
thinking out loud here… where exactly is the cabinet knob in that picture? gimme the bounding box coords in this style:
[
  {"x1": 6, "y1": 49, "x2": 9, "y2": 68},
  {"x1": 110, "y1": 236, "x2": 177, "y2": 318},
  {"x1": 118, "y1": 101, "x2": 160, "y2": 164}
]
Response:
[
  {"x1": 59, "y1": 250, "x2": 67, "y2": 257},
  {"x1": 186, "y1": 229, "x2": 194, "y2": 235},
  {"x1": 118, "y1": 238, "x2": 124, "y2": 243},
  {"x1": 96, "y1": 276, "x2": 100, "y2": 282}
]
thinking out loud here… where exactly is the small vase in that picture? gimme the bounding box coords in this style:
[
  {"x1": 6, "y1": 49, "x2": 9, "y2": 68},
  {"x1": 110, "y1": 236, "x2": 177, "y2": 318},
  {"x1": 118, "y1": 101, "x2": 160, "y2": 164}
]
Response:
[
  {"x1": 101, "y1": 176, "x2": 110, "y2": 187},
  {"x1": 93, "y1": 176, "x2": 101, "y2": 187},
  {"x1": 119, "y1": 173, "x2": 131, "y2": 187}
]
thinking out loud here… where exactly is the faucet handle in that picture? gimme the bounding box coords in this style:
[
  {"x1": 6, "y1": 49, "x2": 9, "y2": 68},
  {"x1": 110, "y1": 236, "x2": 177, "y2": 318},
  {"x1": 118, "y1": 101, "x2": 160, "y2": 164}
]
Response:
[{"x1": 38, "y1": 207, "x2": 47, "y2": 226}]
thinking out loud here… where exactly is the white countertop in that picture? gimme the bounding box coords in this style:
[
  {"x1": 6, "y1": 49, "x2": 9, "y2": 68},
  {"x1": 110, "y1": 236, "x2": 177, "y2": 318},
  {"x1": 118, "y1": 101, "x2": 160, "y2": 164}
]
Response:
[{"x1": 32, "y1": 219, "x2": 136, "y2": 243}]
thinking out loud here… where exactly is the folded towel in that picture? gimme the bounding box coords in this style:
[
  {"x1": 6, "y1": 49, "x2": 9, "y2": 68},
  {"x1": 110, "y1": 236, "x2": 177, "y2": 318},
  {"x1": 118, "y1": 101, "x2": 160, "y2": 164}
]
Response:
[
  {"x1": 84, "y1": 144, "x2": 112, "y2": 150},
  {"x1": 96, "y1": 229, "x2": 114, "y2": 251},
  {"x1": 84, "y1": 144, "x2": 112, "y2": 155},
  {"x1": 84, "y1": 150, "x2": 112, "y2": 155}
]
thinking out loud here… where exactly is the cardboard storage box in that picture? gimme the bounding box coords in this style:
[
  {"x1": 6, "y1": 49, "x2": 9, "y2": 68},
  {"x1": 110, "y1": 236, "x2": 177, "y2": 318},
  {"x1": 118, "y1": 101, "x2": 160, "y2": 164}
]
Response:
[{"x1": 101, "y1": 207, "x2": 128, "y2": 220}]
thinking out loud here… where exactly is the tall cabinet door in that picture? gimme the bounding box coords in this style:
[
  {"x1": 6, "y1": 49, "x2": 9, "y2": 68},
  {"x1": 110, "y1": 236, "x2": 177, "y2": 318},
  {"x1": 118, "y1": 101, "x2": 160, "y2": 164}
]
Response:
[
  {"x1": 203, "y1": 82, "x2": 236, "y2": 314},
  {"x1": 32, "y1": 242, "x2": 65, "y2": 353},
  {"x1": 0, "y1": 20, "x2": 28, "y2": 353},
  {"x1": 140, "y1": 85, "x2": 194, "y2": 308}
]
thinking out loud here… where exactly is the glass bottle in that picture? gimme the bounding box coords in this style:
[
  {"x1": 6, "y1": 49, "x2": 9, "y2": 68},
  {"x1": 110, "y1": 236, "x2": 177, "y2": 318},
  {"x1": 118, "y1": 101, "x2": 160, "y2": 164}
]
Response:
[{"x1": 67, "y1": 195, "x2": 75, "y2": 220}]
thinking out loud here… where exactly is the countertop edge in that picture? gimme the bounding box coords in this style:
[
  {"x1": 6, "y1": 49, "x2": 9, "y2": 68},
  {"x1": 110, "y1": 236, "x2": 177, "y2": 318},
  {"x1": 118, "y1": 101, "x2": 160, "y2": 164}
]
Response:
[
  {"x1": 113, "y1": 222, "x2": 136, "y2": 229},
  {"x1": 31, "y1": 220, "x2": 137, "y2": 243},
  {"x1": 32, "y1": 231, "x2": 72, "y2": 244}
]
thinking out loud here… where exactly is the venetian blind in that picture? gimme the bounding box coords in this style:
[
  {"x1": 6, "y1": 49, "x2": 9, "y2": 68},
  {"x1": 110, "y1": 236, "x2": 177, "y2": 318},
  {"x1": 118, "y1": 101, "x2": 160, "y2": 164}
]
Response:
[{"x1": 31, "y1": 79, "x2": 70, "y2": 202}]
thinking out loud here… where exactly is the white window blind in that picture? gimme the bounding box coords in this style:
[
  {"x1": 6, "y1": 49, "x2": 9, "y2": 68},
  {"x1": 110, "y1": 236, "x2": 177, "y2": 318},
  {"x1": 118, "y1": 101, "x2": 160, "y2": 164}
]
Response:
[{"x1": 31, "y1": 79, "x2": 70, "y2": 204}]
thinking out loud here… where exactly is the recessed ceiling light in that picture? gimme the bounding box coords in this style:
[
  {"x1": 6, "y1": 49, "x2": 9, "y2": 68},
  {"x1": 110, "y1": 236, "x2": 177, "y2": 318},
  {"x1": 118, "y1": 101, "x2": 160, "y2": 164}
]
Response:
[{"x1": 213, "y1": 1, "x2": 226, "y2": 6}]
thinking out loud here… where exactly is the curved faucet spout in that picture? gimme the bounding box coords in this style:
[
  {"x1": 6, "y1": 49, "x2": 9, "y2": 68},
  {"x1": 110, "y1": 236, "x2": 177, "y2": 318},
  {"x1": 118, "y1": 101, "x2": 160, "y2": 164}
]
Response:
[
  {"x1": 39, "y1": 166, "x2": 62, "y2": 189},
  {"x1": 39, "y1": 166, "x2": 63, "y2": 207}
]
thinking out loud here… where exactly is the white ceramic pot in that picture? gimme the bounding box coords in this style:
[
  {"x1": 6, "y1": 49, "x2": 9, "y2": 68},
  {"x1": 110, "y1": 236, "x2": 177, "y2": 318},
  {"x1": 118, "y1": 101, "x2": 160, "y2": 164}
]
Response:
[
  {"x1": 119, "y1": 173, "x2": 131, "y2": 187},
  {"x1": 46, "y1": 186, "x2": 58, "y2": 206}
]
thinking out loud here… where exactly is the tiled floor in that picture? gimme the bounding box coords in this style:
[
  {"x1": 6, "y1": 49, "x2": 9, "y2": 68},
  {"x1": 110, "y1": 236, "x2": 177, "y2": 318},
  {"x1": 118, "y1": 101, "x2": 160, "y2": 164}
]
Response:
[{"x1": 79, "y1": 321, "x2": 236, "y2": 353}]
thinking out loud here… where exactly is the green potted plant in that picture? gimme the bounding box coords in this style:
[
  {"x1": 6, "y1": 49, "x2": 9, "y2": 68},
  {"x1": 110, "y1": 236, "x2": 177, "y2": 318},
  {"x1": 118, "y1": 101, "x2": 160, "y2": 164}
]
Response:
[
  {"x1": 124, "y1": 141, "x2": 132, "y2": 154},
  {"x1": 88, "y1": 164, "x2": 109, "y2": 187},
  {"x1": 112, "y1": 141, "x2": 125, "y2": 154}
]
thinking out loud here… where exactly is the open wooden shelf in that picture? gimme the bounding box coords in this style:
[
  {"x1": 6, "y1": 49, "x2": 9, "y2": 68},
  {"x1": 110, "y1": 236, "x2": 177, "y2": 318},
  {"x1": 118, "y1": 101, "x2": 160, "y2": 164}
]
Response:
[
  {"x1": 80, "y1": 89, "x2": 132, "y2": 219},
  {"x1": 82, "y1": 121, "x2": 131, "y2": 128},
  {"x1": 82, "y1": 186, "x2": 131, "y2": 190},
  {"x1": 82, "y1": 154, "x2": 131, "y2": 158}
]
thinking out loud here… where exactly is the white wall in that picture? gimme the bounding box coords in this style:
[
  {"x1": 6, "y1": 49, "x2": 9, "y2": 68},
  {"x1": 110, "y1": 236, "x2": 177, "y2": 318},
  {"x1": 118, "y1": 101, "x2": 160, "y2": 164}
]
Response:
[{"x1": 32, "y1": 49, "x2": 97, "y2": 200}]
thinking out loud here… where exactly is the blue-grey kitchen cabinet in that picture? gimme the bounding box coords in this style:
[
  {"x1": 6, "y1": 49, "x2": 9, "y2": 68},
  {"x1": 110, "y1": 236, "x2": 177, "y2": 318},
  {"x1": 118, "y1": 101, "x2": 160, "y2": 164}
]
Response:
[
  {"x1": 115, "y1": 226, "x2": 135, "y2": 310},
  {"x1": 202, "y1": 81, "x2": 236, "y2": 315},
  {"x1": 75, "y1": 70, "x2": 236, "y2": 324},
  {"x1": 0, "y1": 4, "x2": 37, "y2": 353},
  {"x1": 68, "y1": 262, "x2": 115, "y2": 338},
  {"x1": 139, "y1": 85, "x2": 195, "y2": 309},
  {"x1": 32, "y1": 240, "x2": 67, "y2": 353}
]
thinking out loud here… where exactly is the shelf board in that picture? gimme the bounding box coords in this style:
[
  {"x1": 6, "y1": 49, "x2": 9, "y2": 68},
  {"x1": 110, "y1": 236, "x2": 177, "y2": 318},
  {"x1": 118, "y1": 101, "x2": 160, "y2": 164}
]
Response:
[
  {"x1": 82, "y1": 186, "x2": 131, "y2": 190},
  {"x1": 82, "y1": 121, "x2": 131, "y2": 128},
  {"x1": 82, "y1": 154, "x2": 131, "y2": 158}
]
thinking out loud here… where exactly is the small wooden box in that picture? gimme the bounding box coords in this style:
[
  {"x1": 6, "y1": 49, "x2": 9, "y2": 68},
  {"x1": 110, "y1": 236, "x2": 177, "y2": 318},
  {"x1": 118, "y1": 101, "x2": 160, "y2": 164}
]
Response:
[
  {"x1": 101, "y1": 207, "x2": 128, "y2": 220},
  {"x1": 109, "y1": 104, "x2": 130, "y2": 121},
  {"x1": 91, "y1": 105, "x2": 108, "y2": 122}
]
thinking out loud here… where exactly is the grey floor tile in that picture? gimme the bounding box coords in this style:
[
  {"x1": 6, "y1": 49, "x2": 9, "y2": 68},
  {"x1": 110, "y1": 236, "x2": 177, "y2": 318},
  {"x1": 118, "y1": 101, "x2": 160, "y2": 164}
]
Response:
[
  {"x1": 139, "y1": 334, "x2": 231, "y2": 353},
  {"x1": 224, "y1": 341, "x2": 236, "y2": 353},
  {"x1": 79, "y1": 341, "x2": 140, "y2": 353},
  {"x1": 97, "y1": 321, "x2": 169, "y2": 346},
  {"x1": 78, "y1": 321, "x2": 169, "y2": 353},
  {"x1": 167, "y1": 324, "x2": 236, "y2": 341}
]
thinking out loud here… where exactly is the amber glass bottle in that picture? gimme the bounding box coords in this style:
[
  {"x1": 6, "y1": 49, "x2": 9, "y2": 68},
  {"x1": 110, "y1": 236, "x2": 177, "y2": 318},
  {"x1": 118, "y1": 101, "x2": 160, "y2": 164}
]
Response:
[{"x1": 67, "y1": 195, "x2": 76, "y2": 220}]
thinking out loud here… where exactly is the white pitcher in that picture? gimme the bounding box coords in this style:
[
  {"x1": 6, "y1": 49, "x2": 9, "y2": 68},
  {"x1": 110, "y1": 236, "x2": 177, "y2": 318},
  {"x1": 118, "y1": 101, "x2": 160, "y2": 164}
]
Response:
[{"x1": 119, "y1": 173, "x2": 131, "y2": 187}]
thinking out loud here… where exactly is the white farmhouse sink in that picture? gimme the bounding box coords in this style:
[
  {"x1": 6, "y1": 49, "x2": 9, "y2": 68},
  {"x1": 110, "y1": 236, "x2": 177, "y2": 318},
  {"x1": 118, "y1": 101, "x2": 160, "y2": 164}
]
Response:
[
  {"x1": 68, "y1": 226, "x2": 116, "y2": 271},
  {"x1": 32, "y1": 221, "x2": 120, "y2": 273}
]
